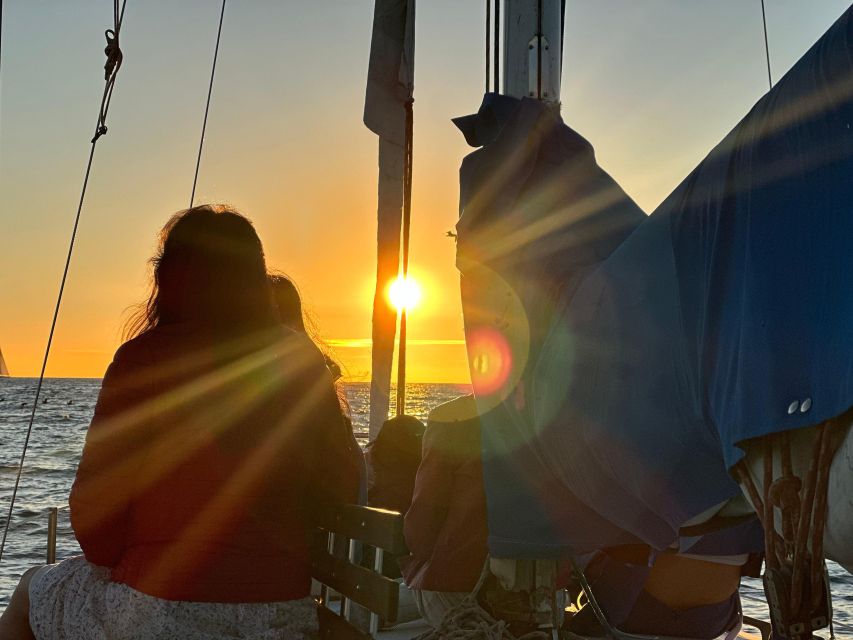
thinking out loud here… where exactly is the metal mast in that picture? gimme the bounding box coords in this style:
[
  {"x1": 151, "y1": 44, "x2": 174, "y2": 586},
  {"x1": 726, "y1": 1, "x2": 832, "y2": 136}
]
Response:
[{"x1": 501, "y1": 0, "x2": 562, "y2": 102}]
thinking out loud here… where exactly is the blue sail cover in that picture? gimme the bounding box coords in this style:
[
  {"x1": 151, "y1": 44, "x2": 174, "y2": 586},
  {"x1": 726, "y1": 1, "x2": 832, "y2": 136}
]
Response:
[{"x1": 459, "y1": 7, "x2": 853, "y2": 557}]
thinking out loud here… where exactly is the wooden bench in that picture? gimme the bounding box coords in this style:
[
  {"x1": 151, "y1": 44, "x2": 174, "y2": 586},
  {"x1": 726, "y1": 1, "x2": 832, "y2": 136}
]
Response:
[{"x1": 312, "y1": 504, "x2": 409, "y2": 640}]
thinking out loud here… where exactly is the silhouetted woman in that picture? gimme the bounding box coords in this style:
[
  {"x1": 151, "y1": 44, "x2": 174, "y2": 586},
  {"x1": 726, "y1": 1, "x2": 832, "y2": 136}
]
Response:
[
  {"x1": 268, "y1": 272, "x2": 366, "y2": 503},
  {"x1": 268, "y1": 272, "x2": 342, "y2": 381},
  {"x1": 0, "y1": 205, "x2": 359, "y2": 640}
]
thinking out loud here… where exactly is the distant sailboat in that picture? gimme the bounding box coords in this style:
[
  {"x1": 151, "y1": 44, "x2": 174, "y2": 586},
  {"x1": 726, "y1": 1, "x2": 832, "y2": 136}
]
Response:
[{"x1": 0, "y1": 347, "x2": 9, "y2": 376}]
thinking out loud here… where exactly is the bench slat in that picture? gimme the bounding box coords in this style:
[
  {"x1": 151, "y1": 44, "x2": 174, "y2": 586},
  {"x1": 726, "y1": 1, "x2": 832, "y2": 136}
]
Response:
[
  {"x1": 312, "y1": 550, "x2": 399, "y2": 621},
  {"x1": 314, "y1": 505, "x2": 408, "y2": 556}
]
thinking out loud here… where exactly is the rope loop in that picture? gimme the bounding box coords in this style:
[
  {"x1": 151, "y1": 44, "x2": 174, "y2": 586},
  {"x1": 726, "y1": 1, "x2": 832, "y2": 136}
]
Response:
[
  {"x1": 415, "y1": 559, "x2": 550, "y2": 640},
  {"x1": 103, "y1": 28, "x2": 123, "y2": 81},
  {"x1": 92, "y1": 2, "x2": 126, "y2": 143}
]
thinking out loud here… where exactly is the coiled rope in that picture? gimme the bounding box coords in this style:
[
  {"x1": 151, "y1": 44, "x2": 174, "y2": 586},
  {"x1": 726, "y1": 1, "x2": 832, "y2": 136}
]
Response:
[
  {"x1": 741, "y1": 587, "x2": 851, "y2": 638},
  {"x1": 0, "y1": 0, "x2": 128, "y2": 565},
  {"x1": 414, "y1": 561, "x2": 549, "y2": 640},
  {"x1": 735, "y1": 415, "x2": 845, "y2": 639}
]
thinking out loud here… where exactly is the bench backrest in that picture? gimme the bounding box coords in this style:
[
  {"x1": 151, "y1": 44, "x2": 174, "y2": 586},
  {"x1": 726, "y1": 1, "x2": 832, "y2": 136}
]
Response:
[{"x1": 312, "y1": 504, "x2": 408, "y2": 640}]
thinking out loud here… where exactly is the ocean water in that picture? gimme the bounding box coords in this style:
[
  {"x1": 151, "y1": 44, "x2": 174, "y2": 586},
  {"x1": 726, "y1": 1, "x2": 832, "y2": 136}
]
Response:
[
  {"x1": 0, "y1": 377, "x2": 468, "y2": 611},
  {"x1": 1, "y1": 377, "x2": 851, "y2": 633}
]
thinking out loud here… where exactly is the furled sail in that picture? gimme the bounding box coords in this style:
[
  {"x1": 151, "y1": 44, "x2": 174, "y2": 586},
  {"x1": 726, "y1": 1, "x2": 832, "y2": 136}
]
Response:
[
  {"x1": 455, "y1": 94, "x2": 648, "y2": 556},
  {"x1": 0, "y1": 347, "x2": 8, "y2": 376},
  {"x1": 364, "y1": 0, "x2": 415, "y2": 440},
  {"x1": 459, "y1": 6, "x2": 853, "y2": 557}
]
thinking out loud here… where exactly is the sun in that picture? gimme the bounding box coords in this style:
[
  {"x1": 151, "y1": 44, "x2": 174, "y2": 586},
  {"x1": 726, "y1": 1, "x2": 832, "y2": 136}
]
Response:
[{"x1": 388, "y1": 275, "x2": 422, "y2": 312}]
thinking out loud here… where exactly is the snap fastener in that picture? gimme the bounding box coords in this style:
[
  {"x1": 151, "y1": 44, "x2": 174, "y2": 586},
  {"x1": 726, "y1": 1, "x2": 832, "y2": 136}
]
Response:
[
  {"x1": 787, "y1": 401, "x2": 799, "y2": 414},
  {"x1": 800, "y1": 398, "x2": 812, "y2": 413}
]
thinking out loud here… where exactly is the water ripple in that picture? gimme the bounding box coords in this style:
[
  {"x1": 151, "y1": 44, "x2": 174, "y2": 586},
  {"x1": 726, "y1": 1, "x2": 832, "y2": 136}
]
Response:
[{"x1": 1, "y1": 376, "x2": 850, "y2": 631}]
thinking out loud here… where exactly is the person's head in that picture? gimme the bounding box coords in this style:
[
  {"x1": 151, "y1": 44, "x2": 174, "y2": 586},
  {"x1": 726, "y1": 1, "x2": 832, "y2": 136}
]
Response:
[
  {"x1": 268, "y1": 272, "x2": 306, "y2": 333},
  {"x1": 370, "y1": 415, "x2": 425, "y2": 476},
  {"x1": 126, "y1": 204, "x2": 276, "y2": 338},
  {"x1": 268, "y1": 271, "x2": 343, "y2": 381}
]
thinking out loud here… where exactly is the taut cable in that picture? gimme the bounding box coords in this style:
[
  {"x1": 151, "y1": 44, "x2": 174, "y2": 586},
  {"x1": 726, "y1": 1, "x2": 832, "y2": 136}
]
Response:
[
  {"x1": 190, "y1": 0, "x2": 227, "y2": 208},
  {"x1": 395, "y1": 99, "x2": 414, "y2": 417},
  {"x1": 485, "y1": 0, "x2": 490, "y2": 93},
  {"x1": 0, "y1": 0, "x2": 128, "y2": 565},
  {"x1": 760, "y1": 0, "x2": 773, "y2": 89}
]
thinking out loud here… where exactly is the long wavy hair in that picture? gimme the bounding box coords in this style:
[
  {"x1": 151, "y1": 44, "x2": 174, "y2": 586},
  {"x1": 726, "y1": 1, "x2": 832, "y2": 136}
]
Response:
[
  {"x1": 268, "y1": 271, "x2": 350, "y2": 415},
  {"x1": 125, "y1": 205, "x2": 277, "y2": 339}
]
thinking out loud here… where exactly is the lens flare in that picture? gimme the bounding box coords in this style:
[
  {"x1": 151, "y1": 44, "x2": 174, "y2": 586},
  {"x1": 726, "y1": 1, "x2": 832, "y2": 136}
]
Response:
[
  {"x1": 388, "y1": 276, "x2": 422, "y2": 312},
  {"x1": 467, "y1": 327, "x2": 513, "y2": 397}
]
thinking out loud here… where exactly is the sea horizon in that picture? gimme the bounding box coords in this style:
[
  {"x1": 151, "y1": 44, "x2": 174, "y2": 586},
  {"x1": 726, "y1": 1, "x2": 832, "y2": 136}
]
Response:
[{"x1": 2, "y1": 376, "x2": 473, "y2": 386}]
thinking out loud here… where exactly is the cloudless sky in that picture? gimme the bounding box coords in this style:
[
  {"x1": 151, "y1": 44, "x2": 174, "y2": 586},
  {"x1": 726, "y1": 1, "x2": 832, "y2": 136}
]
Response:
[{"x1": 0, "y1": 1, "x2": 850, "y2": 382}]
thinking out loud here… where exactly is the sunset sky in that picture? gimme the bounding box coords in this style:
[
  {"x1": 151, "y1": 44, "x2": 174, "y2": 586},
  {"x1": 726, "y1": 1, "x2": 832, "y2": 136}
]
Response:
[{"x1": 0, "y1": 1, "x2": 849, "y2": 382}]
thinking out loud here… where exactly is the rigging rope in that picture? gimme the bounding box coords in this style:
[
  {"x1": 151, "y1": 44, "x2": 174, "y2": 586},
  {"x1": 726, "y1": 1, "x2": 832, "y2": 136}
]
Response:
[
  {"x1": 190, "y1": 0, "x2": 227, "y2": 208},
  {"x1": 0, "y1": 0, "x2": 4, "y2": 159},
  {"x1": 395, "y1": 99, "x2": 414, "y2": 416},
  {"x1": 738, "y1": 416, "x2": 844, "y2": 637},
  {"x1": 0, "y1": 0, "x2": 128, "y2": 565},
  {"x1": 92, "y1": 1, "x2": 125, "y2": 142},
  {"x1": 485, "y1": 0, "x2": 490, "y2": 92},
  {"x1": 1, "y1": 0, "x2": 4, "y2": 87},
  {"x1": 741, "y1": 588, "x2": 851, "y2": 636},
  {"x1": 760, "y1": 0, "x2": 773, "y2": 89},
  {"x1": 536, "y1": 0, "x2": 542, "y2": 98},
  {"x1": 493, "y1": 0, "x2": 500, "y2": 93}
]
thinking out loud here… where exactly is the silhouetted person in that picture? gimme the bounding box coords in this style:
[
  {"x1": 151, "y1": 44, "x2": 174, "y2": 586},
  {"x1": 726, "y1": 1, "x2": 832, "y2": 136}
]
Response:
[
  {"x1": 269, "y1": 272, "x2": 343, "y2": 383},
  {"x1": 269, "y1": 271, "x2": 365, "y2": 503},
  {"x1": 0, "y1": 205, "x2": 359, "y2": 640},
  {"x1": 401, "y1": 395, "x2": 489, "y2": 628},
  {"x1": 365, "y1": 414, "x2": 424, "y2": 514}
]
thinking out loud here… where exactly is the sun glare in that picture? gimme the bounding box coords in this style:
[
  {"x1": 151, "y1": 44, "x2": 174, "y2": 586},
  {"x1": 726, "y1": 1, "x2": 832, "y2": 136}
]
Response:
[{"x1": 388, "y1": 276, "x2": 422, "y2": 312}]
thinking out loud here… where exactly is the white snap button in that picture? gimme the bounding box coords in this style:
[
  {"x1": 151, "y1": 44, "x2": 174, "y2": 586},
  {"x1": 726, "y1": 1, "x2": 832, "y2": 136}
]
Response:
[
  {"x1": 800, "y1": 398, "x2": 812, "y2": 413},
  {"x1": 787, "y1": 401, "x2": 799, "y2": 414}
]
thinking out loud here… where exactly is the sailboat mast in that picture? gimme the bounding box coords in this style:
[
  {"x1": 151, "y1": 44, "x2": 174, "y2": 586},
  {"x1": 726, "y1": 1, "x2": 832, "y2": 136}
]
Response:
[
  {"x1": 502, "y1": 0, "x2": 562, "y2": 102},
  {"x1": 364, "y1": 0, "x2": 416, "y2": 441}
]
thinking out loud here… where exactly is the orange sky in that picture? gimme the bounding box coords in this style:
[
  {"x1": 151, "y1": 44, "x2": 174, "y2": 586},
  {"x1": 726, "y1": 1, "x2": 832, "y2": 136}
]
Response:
[{"x1": 0, "y1": 1, "x2": 848, "y2": 382}]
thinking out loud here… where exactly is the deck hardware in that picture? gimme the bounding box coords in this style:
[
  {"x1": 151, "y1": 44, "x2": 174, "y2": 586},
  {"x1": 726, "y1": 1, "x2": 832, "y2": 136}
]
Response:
[{"x1": 527, "y1": 36, "x2": 550, "y2": 98}]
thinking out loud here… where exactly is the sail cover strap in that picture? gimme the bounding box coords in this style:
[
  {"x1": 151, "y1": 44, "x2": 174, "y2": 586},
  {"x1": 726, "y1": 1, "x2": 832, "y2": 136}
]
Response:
[{"x1": 364, "y1": 0, "x2": 415, "y2": 440}]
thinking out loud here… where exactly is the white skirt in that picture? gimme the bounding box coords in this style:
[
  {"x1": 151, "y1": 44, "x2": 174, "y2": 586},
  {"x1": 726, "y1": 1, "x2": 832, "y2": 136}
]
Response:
[{"x1": 28, "y1": 556, "x2": 318, "y2": 640}]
